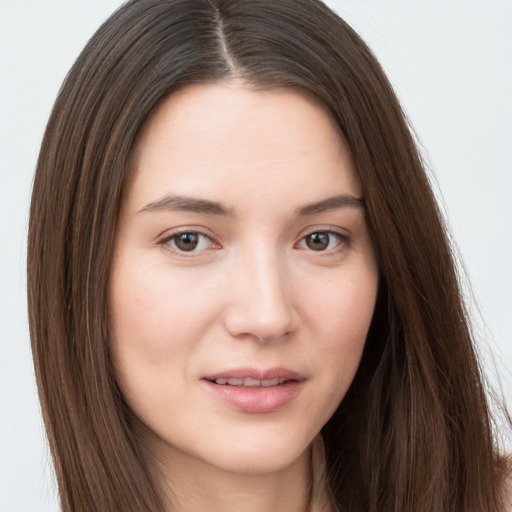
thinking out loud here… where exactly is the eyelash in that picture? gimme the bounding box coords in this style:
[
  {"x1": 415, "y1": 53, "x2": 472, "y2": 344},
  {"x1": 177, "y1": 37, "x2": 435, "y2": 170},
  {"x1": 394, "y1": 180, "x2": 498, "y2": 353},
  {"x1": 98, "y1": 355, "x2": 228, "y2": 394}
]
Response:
[
  {"x1": 158, "y1": 229, "x2": 219, "y2": 255},
  {"x1": 158, "y1": 229, "x2": 350, "y2": 256},
  {"x1": 295, "y1": 230, "x2": 350, "y2": 253}
]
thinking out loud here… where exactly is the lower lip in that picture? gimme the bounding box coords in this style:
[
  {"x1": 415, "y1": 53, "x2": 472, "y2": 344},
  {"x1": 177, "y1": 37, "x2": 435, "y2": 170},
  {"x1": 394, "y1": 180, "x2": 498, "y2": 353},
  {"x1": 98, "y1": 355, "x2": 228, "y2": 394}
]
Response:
[{"x1": 202, "y1": 380, "x2": 303, "y2": 413}]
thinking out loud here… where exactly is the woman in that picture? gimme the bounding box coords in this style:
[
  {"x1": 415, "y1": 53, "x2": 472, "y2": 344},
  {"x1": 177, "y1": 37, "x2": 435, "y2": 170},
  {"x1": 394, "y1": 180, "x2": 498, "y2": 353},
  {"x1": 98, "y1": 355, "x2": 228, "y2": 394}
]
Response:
[{"x1": 27, "y1": 0, "x2": 511, "y2": 511}]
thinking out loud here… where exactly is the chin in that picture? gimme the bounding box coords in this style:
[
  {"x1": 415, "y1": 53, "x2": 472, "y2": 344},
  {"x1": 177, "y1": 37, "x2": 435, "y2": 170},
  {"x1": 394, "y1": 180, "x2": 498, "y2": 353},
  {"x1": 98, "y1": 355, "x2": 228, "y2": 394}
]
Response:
[{"x1": 192, "y1": 430, "x2": 313, "y2": 475}]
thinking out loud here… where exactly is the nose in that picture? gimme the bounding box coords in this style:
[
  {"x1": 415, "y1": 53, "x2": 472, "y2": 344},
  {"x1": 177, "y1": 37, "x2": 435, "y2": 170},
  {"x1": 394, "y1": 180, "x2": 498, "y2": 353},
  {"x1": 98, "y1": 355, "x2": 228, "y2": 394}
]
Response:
[{"x1": 223, "y1": 248, "x2": 298, "y2": 342}]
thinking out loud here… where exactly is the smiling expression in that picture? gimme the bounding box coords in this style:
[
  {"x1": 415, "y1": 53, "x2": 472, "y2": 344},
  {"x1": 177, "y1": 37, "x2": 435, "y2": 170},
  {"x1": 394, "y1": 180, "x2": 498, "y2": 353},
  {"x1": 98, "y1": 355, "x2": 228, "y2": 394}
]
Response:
[{"x1": 109, "y1": 82, "x2": 379, "y2": 476}]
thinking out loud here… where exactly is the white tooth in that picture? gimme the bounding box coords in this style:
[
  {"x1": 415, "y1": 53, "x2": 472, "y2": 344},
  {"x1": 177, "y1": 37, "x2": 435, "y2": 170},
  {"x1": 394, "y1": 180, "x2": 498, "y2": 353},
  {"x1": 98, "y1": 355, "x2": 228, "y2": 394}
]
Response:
[
  {"x1": 226, "y1": 378, "x2": 244, "y2": 386},
  {"x1": 215, "y1": 378, "x2": 228, "y2": 385},
  {"x1": 244, "y1": 378, "x2": 261, "y2": 387},
  {"x1": 261, "y1": 378, "x2": 280, "y2": 387}
]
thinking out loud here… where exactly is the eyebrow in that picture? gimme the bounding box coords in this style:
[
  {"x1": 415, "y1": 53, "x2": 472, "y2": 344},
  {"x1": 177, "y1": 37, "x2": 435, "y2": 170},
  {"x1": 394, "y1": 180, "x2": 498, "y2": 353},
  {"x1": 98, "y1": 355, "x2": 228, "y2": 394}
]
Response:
[
  {"x1": 138, "y1": 195, "x2": 234, "y2": 216},
  {"x1": 137, "y1": 193, "x2": 364, "y2": 217},
  {"x1": 296, "y1": 194, "x2": 365, "y2": 216}
]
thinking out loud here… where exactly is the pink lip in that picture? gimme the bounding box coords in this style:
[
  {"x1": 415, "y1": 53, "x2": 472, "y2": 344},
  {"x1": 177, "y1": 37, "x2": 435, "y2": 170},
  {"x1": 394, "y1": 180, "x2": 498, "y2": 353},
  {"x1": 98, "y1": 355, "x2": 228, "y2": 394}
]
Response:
[
  {"x1": 203, "y1": 366, "x2": 304, "y2": 382},
  {"x1": 202, "y1": 366, "x2": 305, "y2": 413}
]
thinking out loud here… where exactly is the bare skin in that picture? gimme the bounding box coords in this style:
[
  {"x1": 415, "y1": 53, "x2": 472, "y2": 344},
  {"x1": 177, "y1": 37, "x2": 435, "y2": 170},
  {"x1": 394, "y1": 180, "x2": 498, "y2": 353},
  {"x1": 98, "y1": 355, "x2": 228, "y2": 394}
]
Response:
[{"x1": 110, "y1": 82, "x2": 378, "y2": 512}]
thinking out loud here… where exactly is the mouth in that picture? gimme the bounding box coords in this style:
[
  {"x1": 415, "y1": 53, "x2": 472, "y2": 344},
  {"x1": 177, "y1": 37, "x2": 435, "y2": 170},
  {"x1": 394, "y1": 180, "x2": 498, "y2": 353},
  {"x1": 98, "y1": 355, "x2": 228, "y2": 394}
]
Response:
[
  {"x1": 203, "y1": 367, "x2": 304, "y2": 386},
  {"x1": 207, "y1": 377, "x2": 289, "y2": 387},
  {"x1": 201, "y1": 367, "x2": 305, "y2": 413}
]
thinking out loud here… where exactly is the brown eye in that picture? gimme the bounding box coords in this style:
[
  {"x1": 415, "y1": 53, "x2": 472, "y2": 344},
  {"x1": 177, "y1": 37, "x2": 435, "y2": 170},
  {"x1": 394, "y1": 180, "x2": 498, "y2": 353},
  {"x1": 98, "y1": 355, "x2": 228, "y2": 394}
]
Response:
[
  {"x1": 298, "y1": 231, "x2": 347, "y2": 252},
  {"x1": 174, "y1": 233, "x2": 199, "y2": 251},
  {"x1": 305, "y1": 232, "x2": 330, "y2": 251},
  {"x1": 166, "y1": 232, "x2": 213, "y2": 252}
]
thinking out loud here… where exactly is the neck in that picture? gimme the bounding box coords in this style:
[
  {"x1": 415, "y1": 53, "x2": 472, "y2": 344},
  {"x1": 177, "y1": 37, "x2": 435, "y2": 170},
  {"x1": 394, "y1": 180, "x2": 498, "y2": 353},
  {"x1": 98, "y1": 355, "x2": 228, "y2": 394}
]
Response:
[{"x1": 156, "y1": 445, "x2": 312, "y2": 512}]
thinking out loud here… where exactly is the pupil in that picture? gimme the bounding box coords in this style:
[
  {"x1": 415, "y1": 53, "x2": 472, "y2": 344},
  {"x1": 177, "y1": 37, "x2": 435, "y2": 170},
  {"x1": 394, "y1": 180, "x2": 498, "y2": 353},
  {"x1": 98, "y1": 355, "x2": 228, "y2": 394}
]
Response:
[
  {"x1": 175, "y1": 233, "x2": 198, "y2": 251},
  {"x1": 307, "y1": 232, "x2": 329, "y2": 251}
]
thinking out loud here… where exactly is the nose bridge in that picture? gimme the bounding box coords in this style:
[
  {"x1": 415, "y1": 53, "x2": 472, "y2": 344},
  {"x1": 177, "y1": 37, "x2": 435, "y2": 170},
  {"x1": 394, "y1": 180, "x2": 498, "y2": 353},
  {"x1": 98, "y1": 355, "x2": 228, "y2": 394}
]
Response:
[{"x1": 225, "y1": 240, "x2": 296, "y2": 341}]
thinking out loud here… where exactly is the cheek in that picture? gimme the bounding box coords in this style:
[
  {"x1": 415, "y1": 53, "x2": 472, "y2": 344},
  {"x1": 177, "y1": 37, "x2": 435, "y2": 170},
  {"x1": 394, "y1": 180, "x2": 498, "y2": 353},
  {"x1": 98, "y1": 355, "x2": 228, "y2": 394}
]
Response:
[
  {"x1": 304, "y1": 265, "x2": 378, "y2": 399},
  {"x1": 110, "y1": 259, "x2": 218, "y2": 351},
  {"x1": 108, "y1": 259, "x2": 224, "y2": 422},
  {"x1": 306, "y1": 266, "x2": 378, "y2": 342},
  {"x1": 108, "y1": 259, "x2": 225, "y2": 410}
]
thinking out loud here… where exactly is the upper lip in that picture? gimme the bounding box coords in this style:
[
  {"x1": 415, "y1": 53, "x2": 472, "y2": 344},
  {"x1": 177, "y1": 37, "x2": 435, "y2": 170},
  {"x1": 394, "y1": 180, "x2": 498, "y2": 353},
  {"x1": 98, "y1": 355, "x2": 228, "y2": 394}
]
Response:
[{"x1": 203, "y1": 367, "x2": 305, "y2": 382}]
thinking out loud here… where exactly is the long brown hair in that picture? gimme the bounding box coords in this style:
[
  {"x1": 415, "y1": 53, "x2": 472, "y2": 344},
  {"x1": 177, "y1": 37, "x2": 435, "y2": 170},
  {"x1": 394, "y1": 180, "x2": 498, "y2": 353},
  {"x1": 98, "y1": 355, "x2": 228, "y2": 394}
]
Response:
[{"x1": 27, "y1": 0, "x2": 510, "y2": 510}]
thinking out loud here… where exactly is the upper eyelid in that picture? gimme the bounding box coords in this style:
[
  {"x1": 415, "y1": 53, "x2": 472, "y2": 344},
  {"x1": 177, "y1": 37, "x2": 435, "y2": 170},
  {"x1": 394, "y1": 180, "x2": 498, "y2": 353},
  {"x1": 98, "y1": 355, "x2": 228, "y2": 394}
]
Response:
[
  {"x1": 164, "y1": 231, "x2": 211, "y2": 243},
  {"x1": 155, "y1": 225, "x2": 351, "y2": 247},
  {"x1": 295, "y1": 228, "x2": 352, "y2": 253},
  {"x1": 297, "y1": 230, "x2": 350, "y2": 245},
  {"x1": 171, "y1": 232, "x2": 214, "y2": 250},
  {"x1": 156, "y1": 226, "x2": 218, "y2": 244},
  {"x1": 158, "y1": 230, "x2": 220, "y2": 258},
  {"x1": 296, "y1": 225, "x2": 351, "y2": 240}
]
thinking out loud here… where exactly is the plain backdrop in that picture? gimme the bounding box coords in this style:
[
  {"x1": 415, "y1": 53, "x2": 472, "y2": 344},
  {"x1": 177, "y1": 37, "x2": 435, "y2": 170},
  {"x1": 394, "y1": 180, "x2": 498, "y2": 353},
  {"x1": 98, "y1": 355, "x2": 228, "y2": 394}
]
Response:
[{"x1": 1, "y1": 1, "x2": 511, "y2": 510}]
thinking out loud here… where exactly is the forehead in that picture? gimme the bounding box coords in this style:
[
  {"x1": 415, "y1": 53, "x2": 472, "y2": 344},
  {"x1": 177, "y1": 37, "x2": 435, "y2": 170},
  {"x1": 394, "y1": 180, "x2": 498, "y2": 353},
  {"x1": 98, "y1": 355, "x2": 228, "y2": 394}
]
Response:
[{"x1": 126, "y1": 82, "x2": 361, "y2": 213}]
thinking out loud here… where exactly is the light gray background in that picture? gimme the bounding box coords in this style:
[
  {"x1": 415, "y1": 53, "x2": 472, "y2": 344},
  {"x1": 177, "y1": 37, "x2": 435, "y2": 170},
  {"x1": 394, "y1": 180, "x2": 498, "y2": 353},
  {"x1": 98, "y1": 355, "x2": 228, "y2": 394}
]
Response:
[{"x1": 1, "y1": 1, "x2": 511, "y2": 510}]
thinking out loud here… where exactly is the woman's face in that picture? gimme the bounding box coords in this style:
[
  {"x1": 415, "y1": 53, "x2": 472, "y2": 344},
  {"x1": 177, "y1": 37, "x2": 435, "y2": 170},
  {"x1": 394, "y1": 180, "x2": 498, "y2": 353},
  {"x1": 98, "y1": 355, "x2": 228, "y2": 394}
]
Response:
[{"x1": 109, "y1": 83, "x2": 378, "y2": 476}]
